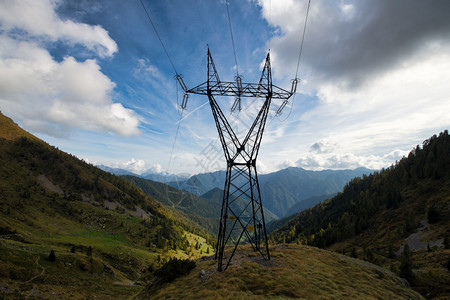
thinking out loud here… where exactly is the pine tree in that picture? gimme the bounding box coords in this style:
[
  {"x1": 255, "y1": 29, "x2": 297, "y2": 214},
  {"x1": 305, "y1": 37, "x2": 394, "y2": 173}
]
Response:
[{"x1": 399, "y1": 244, "x2": 413, "y2": 281}]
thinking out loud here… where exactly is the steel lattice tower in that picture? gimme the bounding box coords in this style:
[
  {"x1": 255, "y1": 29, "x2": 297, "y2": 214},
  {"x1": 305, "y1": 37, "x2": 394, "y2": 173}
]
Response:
[{"x1": 183, "y1": 49, "x2": 294, "y2": 271}]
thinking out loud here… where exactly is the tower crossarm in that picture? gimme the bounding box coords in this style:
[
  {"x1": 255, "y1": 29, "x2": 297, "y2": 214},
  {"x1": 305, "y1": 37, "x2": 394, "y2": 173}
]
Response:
[{"x1": 186, "y1": 81, "x2": 292, "y2": 100}]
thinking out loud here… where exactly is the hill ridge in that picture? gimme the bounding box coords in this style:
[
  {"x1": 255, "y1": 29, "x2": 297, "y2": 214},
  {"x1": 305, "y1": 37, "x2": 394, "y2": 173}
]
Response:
[
  {"x1": 0, "y1": 110, "x2": 37, "y2": 141},
  {"x1": 137, "y1": 244, "x2": 422, "y2": 299},
  {"x1": 270, "y1": 130, "x2": 450, "y2": 298},
  {"x1": 0, "y1": 111, "x2": 213, "y2": 298}
]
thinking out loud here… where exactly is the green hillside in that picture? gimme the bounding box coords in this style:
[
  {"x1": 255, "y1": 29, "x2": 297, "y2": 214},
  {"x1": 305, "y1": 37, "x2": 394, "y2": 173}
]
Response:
[
  {"x1": 0, "y1": 111, "x2": 213, "y2": 298},
  {"x1": 271, "y1": 131, "x2": 450, "y2": 298},
  {"x1": 121, "y1": 175, "x2": 219, "y2": 237},
  {"x1": 120, "y1": 177, "x2": 278, "y2": 245},
  {"x1": 137, "y1": 244, "x2": 422, "y2": 299}
]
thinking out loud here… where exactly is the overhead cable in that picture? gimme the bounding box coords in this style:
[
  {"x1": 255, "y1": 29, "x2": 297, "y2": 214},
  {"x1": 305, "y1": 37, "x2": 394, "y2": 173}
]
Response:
[
  {"x1": 139, "y1": 0, "x2": 178, "y2": 75},
  {"x1": 295, "y1": 0, "x2": 311, "y2": 78},
  {"x1": 225, "y1": 0, "x2": 240, "y2": 78}
]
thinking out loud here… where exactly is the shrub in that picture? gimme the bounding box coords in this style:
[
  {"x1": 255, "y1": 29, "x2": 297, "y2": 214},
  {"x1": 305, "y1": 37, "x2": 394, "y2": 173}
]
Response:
[
  {"x1": 154, "y1": 258, "x2": 196, "y2": 282},
  {"x1": 48, "y1": 250, "x2": 56, "y2": 262}
]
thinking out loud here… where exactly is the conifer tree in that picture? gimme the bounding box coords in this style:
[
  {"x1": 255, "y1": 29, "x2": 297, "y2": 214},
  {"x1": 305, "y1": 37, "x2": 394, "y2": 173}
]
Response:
[{"x1": 399, "y1": 244, "x2": 413, "y2": 281}]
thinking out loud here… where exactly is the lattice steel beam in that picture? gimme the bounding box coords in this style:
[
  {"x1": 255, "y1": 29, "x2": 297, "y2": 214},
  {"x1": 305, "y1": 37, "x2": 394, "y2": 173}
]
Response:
[{"x1": 186, "y1": 49, "x2": 294, "y2": 271}]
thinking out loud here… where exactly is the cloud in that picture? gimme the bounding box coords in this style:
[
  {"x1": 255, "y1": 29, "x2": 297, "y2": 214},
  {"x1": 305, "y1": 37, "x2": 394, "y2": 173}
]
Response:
[
  {"x1": 310, "y1": 139, "x2": 337, "y2": 154},
  {"x1": 259, "y1": 0, "x2": 450, "y2": 88},
  {"x1": 0, "y1": 0, "x2": 139, "y2": 137},
  {"x1": 254, "y1": 0, "x2": 450, "y2": 171},
  {"x1": 149, "y1": 163, "x2": 163, "y2": 174},
  {"x1": 109, "y1": 158, "x2": 147, "y2": 174},
  {"x1": 0, "y1": 0, "x2": 117, "y2": 57},
  {"x1": 295, "y1": 150, "x2": 407, "y2": 171},
  {"x1": 132, "y1": 58, "x2": 174, "y2": 94}
]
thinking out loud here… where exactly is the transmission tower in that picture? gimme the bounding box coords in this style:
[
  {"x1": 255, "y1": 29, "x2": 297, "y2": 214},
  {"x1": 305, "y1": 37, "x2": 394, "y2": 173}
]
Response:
[{"x1": 178, "y1": 48, "x2": 295, "y2": 271}]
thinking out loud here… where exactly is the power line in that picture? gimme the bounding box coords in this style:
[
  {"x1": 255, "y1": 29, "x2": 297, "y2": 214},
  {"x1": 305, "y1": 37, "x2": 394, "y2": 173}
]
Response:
[
  {"x1": 225, "y1": 0, "x2": 240, "y2": 78},
  {"x1": 295, "y1": 0, "x2": 311, "y2": 79},
  {"x1": 139, "y1": 0, "x2": 185, "y2": 178},
  {"x1": 274, "y1": 0, "x2": 312, "y2": 122},
  {"x1": 268, "y1": 0, "x2": 272, "y2": 51},
  {"x1": 139, "y1": 0, "x2": 178, "y2": 75},
  {"x1": 166, "y1": 109, "x2": 184, "y2": 174}
]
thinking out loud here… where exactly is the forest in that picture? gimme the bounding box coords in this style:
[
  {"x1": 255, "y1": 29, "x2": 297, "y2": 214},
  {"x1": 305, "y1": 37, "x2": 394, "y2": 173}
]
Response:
[{"x1": 271, "y1": 130, "x2": 449, "y2": 249}]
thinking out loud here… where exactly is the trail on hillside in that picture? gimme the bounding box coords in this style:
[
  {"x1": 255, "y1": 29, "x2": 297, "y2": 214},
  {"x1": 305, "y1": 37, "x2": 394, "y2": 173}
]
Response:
[{"x1": 26, "y1": 255, "x2": 45, "y2": 283}]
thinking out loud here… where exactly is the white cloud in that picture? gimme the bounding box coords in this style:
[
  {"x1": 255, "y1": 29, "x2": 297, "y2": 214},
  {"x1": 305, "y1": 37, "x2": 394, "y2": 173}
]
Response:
[
  {"x1": 0, "y1": 0, "x2": 117, "y2": 57},
  {"x1": 109, "y1": 158, "x2": 147, "y2": 174},
  {"x1": 295, "y1": 151, "x2": 406, "y2": 171},
  {"x1": 149, "y1": 163, "x2": 164, "y2": 174},
  {"x1": 310, "y1": 139, "x2": 337, "y2": 154},
  {"x1": 300, "y1": 50, "x2": 450, "y2": 154},
  {"x1": 254, "y1": 0, "x2": 450, "y2": 171},
  {"x1": 0, "y1": 0, "x2": 139, "y2": 137}
]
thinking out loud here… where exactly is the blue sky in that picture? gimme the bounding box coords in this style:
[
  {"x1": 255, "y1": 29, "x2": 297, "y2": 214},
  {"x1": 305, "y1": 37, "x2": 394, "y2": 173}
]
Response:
[{"x1": 1, "y1": 0, "x2": 449, "y2": 176}]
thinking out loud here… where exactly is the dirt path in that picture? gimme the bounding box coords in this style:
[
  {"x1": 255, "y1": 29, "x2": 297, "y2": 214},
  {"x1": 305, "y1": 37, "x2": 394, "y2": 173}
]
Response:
[
  {"x1": 26, "y1": 255, "x2": 45, "y2": 283},
  {"x1": 396, "y1": 220, "x2": 444, "y2": 255}
]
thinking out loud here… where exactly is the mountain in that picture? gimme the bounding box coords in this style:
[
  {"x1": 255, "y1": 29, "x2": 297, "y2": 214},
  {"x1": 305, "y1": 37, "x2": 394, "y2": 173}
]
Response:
[
  {"x1": 0, "y1": 111, "x2": 213, "y2": 298},
  {"x1": 181, "y1": 170, "x2": 227, "y2": 195},
  {"x1": 200, "y1": 187, "x2": 278, "y2": 224},
  {"x1": 97, "y1": 164, "x2": 139, "y2": 176},
  {"x1": 142, "y1": 172, "x2": 190, "y2": 184},
  {"x1": 270, "y1": 131, "x2": 450, "y2": 298},
  {"x1": 267, "y1": 193, "x2": 336, "y2": 233},
  {"x1": 136, "y1": 244, "x2": 422, "y2": 299},
  {"x1": 180, "y1": 167, "x2": 372, "y2": 217},
  {"x1": 285, "y1": 193, "x2": 336, "y2": 216},
  {"x1": 259, "y1": 167, "x2": 372, "y2": 217},
  {"x1": 119, "y1": 177, "x2": 279, "y2": 238},
  {"x1": 121, "y1": 175, "x2": 220, "y2": 235},
  {"x1": 97, "y1": 166, "x2": 190, "y2": 185}
]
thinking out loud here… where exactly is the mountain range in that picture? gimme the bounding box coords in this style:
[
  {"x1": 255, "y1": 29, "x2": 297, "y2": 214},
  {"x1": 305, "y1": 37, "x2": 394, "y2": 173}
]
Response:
[
  {"x1": 1, "y1": 110, "x2": 447, "y2": 298},
  {"x1": 102, "y1": 165, "x2": 372, "y2": 218}
]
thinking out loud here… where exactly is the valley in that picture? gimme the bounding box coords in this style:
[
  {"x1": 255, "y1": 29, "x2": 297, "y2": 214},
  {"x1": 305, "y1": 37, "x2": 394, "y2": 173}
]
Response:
[{"x1": 0, "y1": 111, "x2": 448, "y2": 298}]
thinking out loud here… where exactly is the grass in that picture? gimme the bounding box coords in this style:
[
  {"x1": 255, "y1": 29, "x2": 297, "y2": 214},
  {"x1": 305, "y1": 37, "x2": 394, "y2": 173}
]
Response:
[
  {"x1": 138, "y1": 244, "x2": 423, "y2": 299},
  {"x1": 0, "y1": 240, "x2": 141, "y2": 299},
  {"x1": 0, "y1": 195, "x2": 215, "y2": 298}
]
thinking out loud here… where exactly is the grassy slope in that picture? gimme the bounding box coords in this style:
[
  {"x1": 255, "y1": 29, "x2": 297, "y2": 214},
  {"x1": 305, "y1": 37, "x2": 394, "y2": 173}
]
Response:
[
  {"x1": 0, "y1": 111, "x2": 213, "y2": 298},
  {"x1": 138, "y1": 244, "x2": 422, "y2": 299},
  {"x1": 270, "y1": 131, "x2": 450, "y2": 298},
  {"x1": 121, "y1": 175, "x2": 220, "y2": 237},
  {"x1": 327, "y1": 179, "x2": 450, "y2": 298}
]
